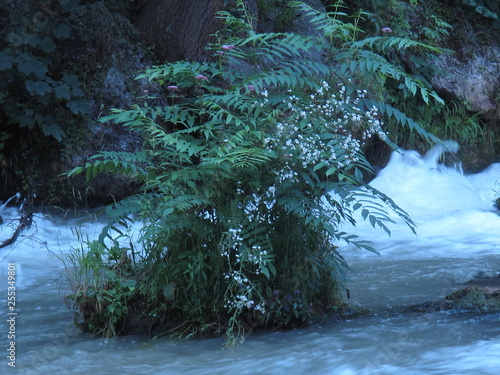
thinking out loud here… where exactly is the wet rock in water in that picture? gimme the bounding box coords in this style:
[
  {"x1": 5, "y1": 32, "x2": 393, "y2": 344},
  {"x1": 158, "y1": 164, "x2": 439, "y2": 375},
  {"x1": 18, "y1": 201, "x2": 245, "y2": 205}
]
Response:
[{"x1": 407, "y1": 286, "x2": 500, "y2": 313}]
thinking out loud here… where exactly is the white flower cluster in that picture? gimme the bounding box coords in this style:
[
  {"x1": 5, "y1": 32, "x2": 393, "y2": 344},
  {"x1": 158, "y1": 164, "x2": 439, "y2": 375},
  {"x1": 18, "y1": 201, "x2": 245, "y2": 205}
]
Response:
[
  {"x1": 274, "y1": 164, "x2": 299, "y2": 183},
  {"x1": 224, "y1": 269, "x2": 249, "y2": 285},
  {"x1": 224, "y1": 293, "x2": 254, "y2": 310},
  {"x1": 223, "y1": 269, "x2": 254, "y2": 310},
  {"x1": 246, "y1": 245, "x2": 269, "y2": 275},
  {"x1": 250, "y1": 89, "x2": 270, "y2": 108},
  {"x1": 224, "y1": 293, "x2": 267, "y2": 314},
  {"x1": 243, "y1": 187, "x2": 277, "y2": 223},
  {"x1": 221, "y1": 227, "x2": 243, "y2": 257},
  {"x1": 264, "y1": 81, "x2": 387, "y2": 176},
  {"x1": 223, "y1": 268, "x2": 266, "y2": 314},
  {"x1": 221, "y1": 227, "x2": 270, "y2": 315}
]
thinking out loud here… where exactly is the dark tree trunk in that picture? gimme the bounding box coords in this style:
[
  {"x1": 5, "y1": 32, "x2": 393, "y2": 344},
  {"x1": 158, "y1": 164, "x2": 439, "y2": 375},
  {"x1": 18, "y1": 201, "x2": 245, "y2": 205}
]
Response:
[{"x1": 134, "y1": 0, "x2": 224, "y2": 62}]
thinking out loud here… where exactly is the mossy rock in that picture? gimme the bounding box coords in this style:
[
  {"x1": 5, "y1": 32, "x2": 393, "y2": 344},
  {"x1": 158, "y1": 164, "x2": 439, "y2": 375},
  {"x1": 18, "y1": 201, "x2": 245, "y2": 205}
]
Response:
[{"x1": 407, "y1": 287, "x2": 500, "y2": 313}]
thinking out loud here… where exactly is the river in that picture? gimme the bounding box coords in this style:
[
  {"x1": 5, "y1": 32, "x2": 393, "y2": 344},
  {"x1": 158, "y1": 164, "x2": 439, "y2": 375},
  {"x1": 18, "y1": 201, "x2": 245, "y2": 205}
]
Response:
[{"x1": 1, "y1": 145, "x2": 499, "y2": 374}]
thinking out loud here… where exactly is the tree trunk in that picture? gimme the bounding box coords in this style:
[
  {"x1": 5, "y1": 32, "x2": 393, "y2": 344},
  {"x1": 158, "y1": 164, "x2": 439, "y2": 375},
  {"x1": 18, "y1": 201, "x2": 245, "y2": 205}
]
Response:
[{"x1": 134, "y1": 0, "x2": 224, "y2": 62}]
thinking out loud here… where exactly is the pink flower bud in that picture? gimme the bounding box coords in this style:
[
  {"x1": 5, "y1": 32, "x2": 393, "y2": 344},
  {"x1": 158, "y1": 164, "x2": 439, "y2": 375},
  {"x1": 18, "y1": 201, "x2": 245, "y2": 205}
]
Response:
[
  {"x1": 195, "y1": 74, "x2": 208, "y2": 81},
  {"x1": 247, "y1": 85, "x2": 255, "y2": 91},
  {"x1": 381, "y1": 27, "x2": 393, "y2": 33},
  {"x1": 221, "y1": 44, "x2": 235, "y2": 50},
  {"x1": 167, "y1": 85, "x2": 179, "y2": 91}
]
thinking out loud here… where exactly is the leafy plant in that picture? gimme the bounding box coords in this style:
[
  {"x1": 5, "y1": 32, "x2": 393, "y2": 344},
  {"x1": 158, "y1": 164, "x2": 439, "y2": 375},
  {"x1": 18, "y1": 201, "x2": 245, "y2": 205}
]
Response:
[
  {"x1": 0, "y1": 0, "x2": 92, "y2": 203},
  {"x1": 65, "y1": 0, "x2": 443, "y2": 346},
  {"x1": 0, "y1": 0, "x2": 89, "y2": 141},
  {"x1": 462, "y1": 0, "x2": 500, "y2": 27},
  {"x1": 61, "y1": 222, "x2": 139, "y2": 338}
]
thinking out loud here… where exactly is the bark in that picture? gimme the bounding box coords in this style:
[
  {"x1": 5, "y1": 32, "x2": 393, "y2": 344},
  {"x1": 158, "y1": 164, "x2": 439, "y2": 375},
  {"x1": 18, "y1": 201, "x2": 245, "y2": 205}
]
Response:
[{"x1": 134, "y1": 0, "x2": 224, "y2": 62}]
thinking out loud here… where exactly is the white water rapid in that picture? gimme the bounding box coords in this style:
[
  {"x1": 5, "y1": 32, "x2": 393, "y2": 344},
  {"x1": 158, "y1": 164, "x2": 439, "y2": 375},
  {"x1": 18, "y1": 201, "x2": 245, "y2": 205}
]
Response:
[{"x1": 1, "y1": 144, "x2": 499, "y2": 375}]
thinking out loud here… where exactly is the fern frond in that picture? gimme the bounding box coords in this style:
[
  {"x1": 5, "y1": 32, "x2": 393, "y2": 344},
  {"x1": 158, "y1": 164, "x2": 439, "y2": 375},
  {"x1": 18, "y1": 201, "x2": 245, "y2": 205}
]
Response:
[
  {"x1": 210, "y1": 147, "x2": 276, "y2": 169},
  {"x1": 158, "y1": 194, "x2": 212, "y2": 215},
  {"x1": 350, "y1": 36, "x2": 444, "y2": 53},
  {"x1": 137, "y1": 61, "x2": 221, "y2": 87},
  {"x1": 362, "y1": 99, "x2": 440, "y2": 143},
  {"x1": 347, "y1": 186, "x2": 416, "y2": 235},
  {"x1": 289, "y1": 1, "x2": 356, "y2": 42},
  {"x1": 81, "y1": 150, "x2": 151, "y2": 180}
]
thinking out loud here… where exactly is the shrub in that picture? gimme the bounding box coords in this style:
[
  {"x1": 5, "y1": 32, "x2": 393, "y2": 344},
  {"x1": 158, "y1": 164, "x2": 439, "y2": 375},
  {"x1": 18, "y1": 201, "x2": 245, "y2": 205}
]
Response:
[{"x1": 65, "y1": 0, "x2": 443, "y2": 346}]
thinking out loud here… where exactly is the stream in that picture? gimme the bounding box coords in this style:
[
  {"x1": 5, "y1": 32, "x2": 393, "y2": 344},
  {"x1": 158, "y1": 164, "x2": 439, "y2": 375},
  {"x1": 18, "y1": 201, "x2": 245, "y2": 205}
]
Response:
[{"x1": 1, "y1": 145, "x2": 499, "y2": 374}]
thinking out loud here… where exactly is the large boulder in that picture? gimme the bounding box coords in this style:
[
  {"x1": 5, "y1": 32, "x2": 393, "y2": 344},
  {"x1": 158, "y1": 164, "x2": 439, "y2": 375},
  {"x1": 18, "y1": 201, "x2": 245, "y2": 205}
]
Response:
[{"x1": 432, "y1": 43, "x2": 500, "y2": 123}]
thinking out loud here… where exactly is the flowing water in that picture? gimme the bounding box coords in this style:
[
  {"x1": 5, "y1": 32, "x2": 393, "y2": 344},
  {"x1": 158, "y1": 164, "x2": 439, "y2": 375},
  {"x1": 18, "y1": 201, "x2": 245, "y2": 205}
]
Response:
[{"x1": 1, "y1": 146, "x2": 499, "y2": 375}]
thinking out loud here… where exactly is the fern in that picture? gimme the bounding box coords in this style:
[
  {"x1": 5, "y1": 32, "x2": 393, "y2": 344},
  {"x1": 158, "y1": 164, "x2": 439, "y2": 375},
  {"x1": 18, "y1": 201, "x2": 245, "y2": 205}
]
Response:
[
  {"x1": 350, "y1": 36, "x2": 444, "y2": 53},
  {"x1": 362, "y1": 99, "x2": 440, "y2": 143},
  {"x1": 207, "y1": 147, "x2": 275, "y2": 169}
]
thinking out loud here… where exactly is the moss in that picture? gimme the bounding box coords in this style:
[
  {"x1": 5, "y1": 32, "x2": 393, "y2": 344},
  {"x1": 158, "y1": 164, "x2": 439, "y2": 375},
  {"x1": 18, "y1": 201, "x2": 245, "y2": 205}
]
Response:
[{"x1": 407, "y1": 287, "x2": 500, "y2": 313}]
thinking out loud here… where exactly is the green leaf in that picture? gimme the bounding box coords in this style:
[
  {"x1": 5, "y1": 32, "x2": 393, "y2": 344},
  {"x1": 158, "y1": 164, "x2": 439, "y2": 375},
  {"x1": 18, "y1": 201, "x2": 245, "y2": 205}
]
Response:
[
  {"x1": 18, "y1": 59, "x2": 49, "y2": 77},
  {"x1": 62, "y1": 73, "x2": 81, "y2": 86},
  {"x1": 40, "y1": 114, "x2": 65, "y2": 141},
  {"x1": 67, "y1": 99, "x2": 89, "y2": 114},
  {"x1": 66, "y1": 166, "x2": 84, "y2": 177},
  {"x1": 261, "y1": 265, "x2": 270, "y2": 279},
  {"x1": 54, "y1": 84, "x2": 72, "y2": 100},
  {"x1": 25, "y1": 80, "x2": 52, "y2": 95},
  {"x1": 72, "y1": 87, "x2": 85, "y2": 97}
]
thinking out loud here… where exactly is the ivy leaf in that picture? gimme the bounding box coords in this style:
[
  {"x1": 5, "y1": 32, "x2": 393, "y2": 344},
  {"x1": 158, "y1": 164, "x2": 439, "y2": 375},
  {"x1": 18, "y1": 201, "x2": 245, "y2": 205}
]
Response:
[
  {"x1": 62, "y1": 73, "x2": 80, "y2": 86},
  {"x1": 72, "y1": 87, "x2": 84, "y2": 97},
  {"x1": 39, "y1": 115, "x2": 65, "y2": 141},
  {"x1": 54, "y1": 84, "x2": 72, "y2": 100},
  {"x1": 17, "y1": 59, "x2": 49, "y2": 77},
  {"x1": 25, "y1": 80, "x2": 52, "y2": 95},
  {"x1": 67, "y1": 99, "x2": 89, "y2": 114},
  {"x1": 17, "y1": 113, "x2": 36, "y2": 129}
]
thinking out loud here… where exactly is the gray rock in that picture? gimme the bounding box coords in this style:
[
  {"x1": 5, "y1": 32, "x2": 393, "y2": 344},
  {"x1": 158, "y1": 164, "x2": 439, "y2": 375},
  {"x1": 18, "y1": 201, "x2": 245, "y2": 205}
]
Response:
[{"x1": 432, "y1": 43, "x2": 500, "y2": 122}]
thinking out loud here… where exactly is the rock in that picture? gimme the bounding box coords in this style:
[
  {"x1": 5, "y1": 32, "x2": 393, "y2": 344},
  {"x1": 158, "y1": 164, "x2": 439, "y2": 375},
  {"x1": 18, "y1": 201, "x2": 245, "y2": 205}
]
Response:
[
  {"x1": 407, "y1": 286, "x2": 500, "y2": 313},
  {"x1": 432, "y1": 42, "x2": 500, "y2": 123},
  {"x1": 256, "y1": 0, "x2": 325, "y2": 35},
  {"x1": 50, "y1": 2, "x2": 164, "y2": 207}
]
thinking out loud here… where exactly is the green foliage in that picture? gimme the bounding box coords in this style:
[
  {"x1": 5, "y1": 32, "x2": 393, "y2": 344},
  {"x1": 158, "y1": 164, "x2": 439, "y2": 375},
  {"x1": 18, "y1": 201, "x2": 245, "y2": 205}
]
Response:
[
  {"x1": 462, "y1": 0, "x2": 500, "y2": 27},
  {"x1": 0, "y1": 1, "x2": 88, "y2": 142},
  {"x1": 65, "y1": 0, "x2": 443, "y2": 346},
  {"x1": 0, "y1": 1, "x2": 94, "y2": 203},
  {"x1": 382, "y1": 95, "x2": 487, "y2": 159},
  {"x1": 61, "y1": 227, "x2": 137, "y2": 338}
]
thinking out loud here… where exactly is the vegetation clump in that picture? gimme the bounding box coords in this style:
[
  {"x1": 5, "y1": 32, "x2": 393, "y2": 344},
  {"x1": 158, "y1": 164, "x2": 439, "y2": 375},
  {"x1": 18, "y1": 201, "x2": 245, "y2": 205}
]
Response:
[{"x1": 63, "y1": 1, "x2": 446, "y2": 346}]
